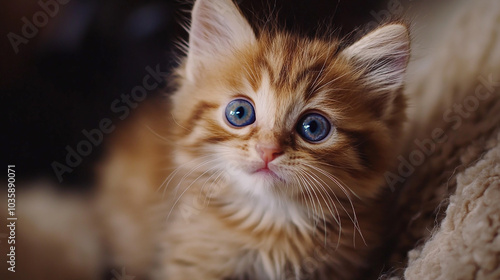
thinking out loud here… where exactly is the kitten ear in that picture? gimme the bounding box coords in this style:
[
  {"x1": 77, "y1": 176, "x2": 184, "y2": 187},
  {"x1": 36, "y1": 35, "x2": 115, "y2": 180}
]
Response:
[
  {"x1": 186, "y1": 0, "x2": 256, "y2": 81},
  {"x1": 342, "y1": 24, "x2": 410, "y2": 93}
]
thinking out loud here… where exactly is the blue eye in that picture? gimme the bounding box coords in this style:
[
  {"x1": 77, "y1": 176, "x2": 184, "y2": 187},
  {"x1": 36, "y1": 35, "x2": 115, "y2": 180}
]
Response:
[
  {"x1": 296, "y1": 113, "x2": 331, "y2": 142},
  {"x1": 225, "y1": 99, "x2": 256, "y2": 127}
]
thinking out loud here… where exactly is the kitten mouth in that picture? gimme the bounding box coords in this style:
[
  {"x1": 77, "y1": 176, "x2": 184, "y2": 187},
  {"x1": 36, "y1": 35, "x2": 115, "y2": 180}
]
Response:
[
  {"x1": 253, "y1": 166, "x2": 283, "y2": 181},
  {"x1": 255, "y1": 167, "x2": 274, "y2": 174}
]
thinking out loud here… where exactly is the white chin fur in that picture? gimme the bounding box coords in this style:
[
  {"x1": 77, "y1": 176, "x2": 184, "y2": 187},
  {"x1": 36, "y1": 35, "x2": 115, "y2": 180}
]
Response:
[{"x1": 227, "y1": 168, "x2": 283, "y2": 198}]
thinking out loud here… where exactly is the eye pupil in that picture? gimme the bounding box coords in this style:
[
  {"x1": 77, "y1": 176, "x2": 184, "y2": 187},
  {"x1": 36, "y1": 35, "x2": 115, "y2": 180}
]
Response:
[
  {"x1": 308, "y1": 121, "x2": 318, "y2": 133},
  {"x1": 296, "y1": 113, "x2": 331, "y2": 142},
  {"x1": 234, "y1": 107, "x2": 245, "y2": 119},
  {"x1": 225, "y1": 99, "x2": 255, "y2": 127}
]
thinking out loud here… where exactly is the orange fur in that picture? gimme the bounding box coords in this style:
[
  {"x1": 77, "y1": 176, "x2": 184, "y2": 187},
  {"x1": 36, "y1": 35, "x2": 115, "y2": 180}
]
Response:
[{"x1": 98, "y1": 0, "x2": 410, "y2": 279}]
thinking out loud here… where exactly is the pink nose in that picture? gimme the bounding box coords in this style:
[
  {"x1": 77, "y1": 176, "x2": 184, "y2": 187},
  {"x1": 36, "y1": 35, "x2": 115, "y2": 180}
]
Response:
[{"x1": 256, "y1": 143, "x2": 283, "y2": 163}]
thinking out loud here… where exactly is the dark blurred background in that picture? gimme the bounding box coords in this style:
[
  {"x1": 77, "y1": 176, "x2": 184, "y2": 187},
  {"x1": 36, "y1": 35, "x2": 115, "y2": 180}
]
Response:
[{"x1": 2, "y1": 0, "x2": 406, "y2": 188}]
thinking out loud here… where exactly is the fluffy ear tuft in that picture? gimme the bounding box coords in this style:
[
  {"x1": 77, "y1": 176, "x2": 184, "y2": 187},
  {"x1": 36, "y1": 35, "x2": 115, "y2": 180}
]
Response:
[
  {"x1": 186, "y1": 0, "x2": 256, "y2": 82},
  {"x1": 342, "y1": 24, "x2": 410, "y2": 93}
]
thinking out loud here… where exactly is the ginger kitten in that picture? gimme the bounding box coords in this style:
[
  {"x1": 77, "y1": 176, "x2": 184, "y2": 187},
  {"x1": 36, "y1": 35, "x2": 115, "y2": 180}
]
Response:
[{"x1": 99, "y1": 0, "x2": 411, "y2": 279}]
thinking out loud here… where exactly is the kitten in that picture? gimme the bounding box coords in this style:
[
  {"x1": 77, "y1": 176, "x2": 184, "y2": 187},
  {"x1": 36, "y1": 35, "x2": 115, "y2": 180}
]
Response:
[
  {"x1": 100, "y1": 0, "x2": 410, "y2": 279},
  {"x1": 21, "y1": 0, "x2": 410, "y2": 279}
]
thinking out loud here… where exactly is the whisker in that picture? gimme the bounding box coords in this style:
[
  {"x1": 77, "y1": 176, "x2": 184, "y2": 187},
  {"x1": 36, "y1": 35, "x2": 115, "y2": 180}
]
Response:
[
  {"x1": 302, "y1": 168, "x2": 341, "y2": 227},
  {"x1": 299, "y1": 170, "x2": 323, "y2": 224},
  {"x1": 157, "y1": 154, "x2": 214, "y2": 198},
  {"x1": 165, "y1": 158, "x2": 223, "y2": 221},
  {"x1": 302, "y1": 168, "x2": 343, "y2": 249},
  {"x1": 170, "y1": 112, "x2": 190, "y2": 132},
  {"x1": 297, "y1": 169, "x2": 326, "y2": 236},
  {"x1": 293, "y1": 171, "x2": 315, "y2": 220},
  {"x1": 298, "y1": 167, "x2": 342, "y2": 246},
  {"x1": 303, "y1": 168, "x2": 341, "y2": 223},
  {"x1": 302, "y1": 163, "x2": 366, "y2": 246},
  {"x1": 201, "y1": 169, "x2": 226, "y2": 207},
  {"x1": 144, "y1": 124, "x2": 172, "y2": 144}
]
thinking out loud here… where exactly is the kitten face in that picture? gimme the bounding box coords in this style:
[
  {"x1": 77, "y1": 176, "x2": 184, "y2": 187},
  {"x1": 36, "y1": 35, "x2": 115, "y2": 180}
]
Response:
[
  {"x1": 170, "y1": 0, "x2": 409, "y2": 203},
  {"x1": 172, "y1": 38, "x2": 406, "y2": 202}
]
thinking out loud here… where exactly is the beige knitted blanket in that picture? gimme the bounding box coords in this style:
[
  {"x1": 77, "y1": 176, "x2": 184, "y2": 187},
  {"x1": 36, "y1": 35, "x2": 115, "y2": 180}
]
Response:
[{"x1": 386, "y1": 0, "x2": 500, "y2": 278}]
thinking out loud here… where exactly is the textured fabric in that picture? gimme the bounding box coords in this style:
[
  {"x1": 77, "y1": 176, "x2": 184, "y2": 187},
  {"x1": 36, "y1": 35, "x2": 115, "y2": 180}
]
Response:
[
  {"x1": 384, "y1": 0, "x2": 500, "y2": 278},
  {"x1": 405, "y1": 132, "x2": 500, "y2": 279}
]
